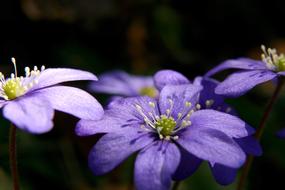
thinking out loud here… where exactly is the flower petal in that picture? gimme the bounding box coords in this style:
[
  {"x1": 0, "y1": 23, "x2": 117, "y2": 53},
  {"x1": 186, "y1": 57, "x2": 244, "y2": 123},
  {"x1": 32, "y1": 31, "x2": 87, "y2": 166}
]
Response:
[
  {"x1": 76, "y1": 96, "x2": 158, "y2": 136},
  {"x1": 235, "y1": 136, "x2": 262, "y2": 156},
  {"x1": 190, "y1": 110, "x2": 254, "y2": 138},
  {"x1": 88, "y1": 129, "x2": 154, "y2": 175},
  {"x1": 3, "y1": 95, "x2": 54, "y2": 134},
  {"x1": 134, "y1": 141, "x2": 180, "y2": 190},
  {"x1": 215, "y1": 70, "x2": 277, "y2": 97},
  {"x1": 75, "y1": 116, "x2": 139, "y2": 136},
  {"x1": 0, "y1": 100, "x2": 6, "y2": 108},
  {"x1": 277, "y1": 71, "x2": 285, "y2": 77},
  {"x1": 33, "y1": 68, "x2": 98, "y2": 90},
  {"x1": 177, "y1": 127, "x2": 246, "y2": 168},
  {"x1": 154, "y1": 70, "x2": 190, "y2": 90},
  {"x1": 193, "y1": 77, "x2": 225, "y2": 108},
  {"x1": 205, "y1": 58, "x2": 267, "y2": 77},
  {"x1": 210, "y1": 164, "x2": 237, "y2": 185},
  {"x1": 172, "y1": 148, "x2": 202, "y2": 181},
  {"x1": 89, "y1": 71, "x2": 138, "y2": 96},
  {"x1": 159, "y1": 84, "x2": 202, "y2": 119},
  {"x1": 89, "y1": 70, "x2": 155, "y2": 96},
  {"x1": 36, "y1": 86, "x2": 104, "y2": 120}
]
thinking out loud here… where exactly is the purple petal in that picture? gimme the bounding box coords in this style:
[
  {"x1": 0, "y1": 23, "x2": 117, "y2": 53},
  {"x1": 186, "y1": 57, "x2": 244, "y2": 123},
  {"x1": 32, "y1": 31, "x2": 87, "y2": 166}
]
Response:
[
  {"x1": 88, "y1": 128, "x2": 154, "y2": 175},
  {"x1": 215, "y1": 70, "x2": 277, "y2": 97},
  {"x1": 190, "y1": 110, "x2": 254, "y2": 138},
  {"x1": 277, "y1": 128, "x2": 285, "y2": 138},
  {"x1": 154, "y1": 70, "x2": 190, "y2": 90},
  {"x1": 90, "y1": 71, "x2": 137, "y2": 96},
  {"x1": 75, "y1": 115, "x2": 139, "y2": 136},
  {"x1": 210, "y1": 164, "x2": 237, "y2": 185},
  {"x1": 235, "y1": 136, "x2": 262, "y2": 156},
  {"x1": 135, "y1": 141, "x2": 180, "y2": 190},
  {"x1": 193, "y1": 77, "x2": 225, "y2": 108},
  {"x1": 112, "y1": 96, "x2": 159, "y2": 122},
  {"x1": 172, "y1": 148, "x2": 202, "y2": 181},
  {"x1": 3, "y1": 95, "x2": 54, "y2": 134},
  {"x1": 76, "y1": 96, "x2": 158, "y2": 136},
  {"x1": 0, "y1": 100, "x2": 6, "y2": 108},
  {"x1": 205, "y1": 58, "x2": 267, "y2": 77},
  {"x1": 90, "y1": 70, "x2": 155, "y2": 96},
  {"x1": 277, "y1": 71, "x2": 285, "y2": 77},
  {"x1": 159, "y1": 84, "x2": 202, "y2": 119},
  {"x1": 177, "y1": 127, "x2": 246, "y2": 168},
  {"x1": 35, "y1": 86, "x2": 104, "y2": 120},
  {"x1": 32, "y1": 68, "x2": 98, "y2": 90}
]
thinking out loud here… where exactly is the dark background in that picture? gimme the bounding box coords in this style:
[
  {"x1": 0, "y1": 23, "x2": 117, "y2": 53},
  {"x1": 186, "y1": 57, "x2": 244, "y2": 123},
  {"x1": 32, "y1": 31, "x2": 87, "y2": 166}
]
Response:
[{"x1": 1, "y1": 0, "x2": 285, "y2": 189}]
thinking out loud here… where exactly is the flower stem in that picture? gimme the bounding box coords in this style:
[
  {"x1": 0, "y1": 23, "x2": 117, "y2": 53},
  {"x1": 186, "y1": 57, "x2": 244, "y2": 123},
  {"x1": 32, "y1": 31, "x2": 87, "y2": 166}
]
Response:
[
  {"x1": 237, "y1": 80, "x2": 284, "y2": 190},
  {"x1": 9, "y1": 124, "x2": 20, "y2": 190},
  {"x1": 172, "y1": 181, "x2": 180, "y2": 190}
]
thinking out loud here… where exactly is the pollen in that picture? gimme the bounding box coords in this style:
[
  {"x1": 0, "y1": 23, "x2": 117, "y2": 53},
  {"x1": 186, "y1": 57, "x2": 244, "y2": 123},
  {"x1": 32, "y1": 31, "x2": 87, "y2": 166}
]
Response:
[
  {"x1": 0, "y1": 58, "x2": 45, "y2": 100},
  {"x1": 139, "y1": 86, "x2": 158, "y2": 98},
  {"x1": 261, "y1": 45, "x2": 285, "y2": 71},
  {"x1": 2, "y1": 78, "x2": 26, "y2": 100},
  {"x1": 155, "y1": 115, "x2": 176, "y2": 136}
]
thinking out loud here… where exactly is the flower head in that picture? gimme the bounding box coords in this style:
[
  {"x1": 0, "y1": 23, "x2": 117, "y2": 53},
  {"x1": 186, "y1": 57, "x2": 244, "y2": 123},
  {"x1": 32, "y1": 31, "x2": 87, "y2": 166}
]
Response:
[
  {"x1": 205, "y1": 45, "x2": 285, "y2": 97},
  {"x1": 76, "y1": 80, "x2": 254, "y2": 189},
  {"x1": 152, "y1": 70, "x2": 262, "y2": 185},
  {"x1": 89, "y1": 70, "x2": 158, "y2": 98},
  {"x1": 0, "y1": 58, "x2": 104, "y2": 134}
]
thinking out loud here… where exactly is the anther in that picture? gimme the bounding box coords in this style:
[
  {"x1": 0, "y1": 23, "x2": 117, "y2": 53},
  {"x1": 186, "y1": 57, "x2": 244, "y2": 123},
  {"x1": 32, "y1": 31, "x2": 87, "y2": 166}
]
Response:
[
  {"x1": 205, "y1": 99, "x2": 214, "y2": 108},
  {"x1": 196, "y1": 104, "x2": 201, "y2": 110},
  {"x1": 185, "y1": 101, "x2": 192, "y2": 107},
  {"x1": 149, "y1": 102, "x2": 155, "y2": 108},
  {"x1": 172, "y1": 136, "x2": 179, "y2": 140}
]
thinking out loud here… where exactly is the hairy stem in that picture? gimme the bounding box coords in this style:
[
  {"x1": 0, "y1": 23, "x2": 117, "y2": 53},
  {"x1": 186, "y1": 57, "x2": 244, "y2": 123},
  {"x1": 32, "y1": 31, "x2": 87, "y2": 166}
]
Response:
[
  {"x1": 237, "y1": 80, "x2": 284, "y2": 190},
  {"x1": 9, "y1": 124, "x2": 20, "y2": 190}
]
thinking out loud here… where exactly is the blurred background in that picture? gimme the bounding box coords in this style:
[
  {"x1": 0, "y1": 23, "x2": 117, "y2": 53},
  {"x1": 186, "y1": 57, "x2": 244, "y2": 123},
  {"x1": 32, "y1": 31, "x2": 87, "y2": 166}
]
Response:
[{"x1": 1, "y1": 0, "x2": 285, "y2": 189}]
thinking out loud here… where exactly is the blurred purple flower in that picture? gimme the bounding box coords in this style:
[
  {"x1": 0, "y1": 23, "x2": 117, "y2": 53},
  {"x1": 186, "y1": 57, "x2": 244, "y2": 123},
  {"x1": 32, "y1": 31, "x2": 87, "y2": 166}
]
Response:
[
  {"x1": 205, "y1": 45, "x2": 285, "y2": 97},
  {"x1": 0, "y1": 59, "x2": 103, "y2": 134},
  {"x1": 76, "y1": 79, "x2": 255, "y2": 189},
  {"x1": 89, "y1": 70, "x2": 158, "y2": 98},
  {"x1": 154, "y1": 70, "x2": 262, "y2": 185}
]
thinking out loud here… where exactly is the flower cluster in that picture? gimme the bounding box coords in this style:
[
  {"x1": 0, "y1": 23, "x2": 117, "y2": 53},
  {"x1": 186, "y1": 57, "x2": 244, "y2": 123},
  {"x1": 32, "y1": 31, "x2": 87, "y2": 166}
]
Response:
[
  {"x1": 77, "y1": 69, "x2": 261, "y2": 189},
  {"x1": 4, "y1": 45, "x2": 285, "y2": 190}
]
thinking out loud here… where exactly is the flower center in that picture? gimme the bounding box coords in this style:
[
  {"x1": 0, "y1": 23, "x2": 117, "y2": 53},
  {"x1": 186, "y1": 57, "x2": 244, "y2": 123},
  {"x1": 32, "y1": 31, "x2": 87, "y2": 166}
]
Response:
[
  {"x1": 261, "y1": 45, "x2": 285, "y2": 71},
  {"x1": 135, "y1": 99, "x2": 199, "y2": 140},
  {"x1": 0, "y1": 58, "x2": 45, "y2": 100},
  {"x1": 139, "y1": 86, "x2": 158, "y2": 98},
  {"x1": 155, "y1": 115, "x2": 176, "y2": 136},
  {"x1": 2, "y1": 77, "x2": 26, "y2": 100}
]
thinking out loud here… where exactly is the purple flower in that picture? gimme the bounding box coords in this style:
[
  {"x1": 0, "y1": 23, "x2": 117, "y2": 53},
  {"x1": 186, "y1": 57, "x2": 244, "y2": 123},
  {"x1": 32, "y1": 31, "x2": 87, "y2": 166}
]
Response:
[
  {"x1": 0, "y1": 58, "x2": 104, "y2": 134},
  {"x1": 205, "y1": 45, "x2": 285, "y2": 97},
  {"x1": 154, "y1": 70, "x2": 262, "y2": 185},
  {"x1": 76, "y1": 80, "x2": 254, "y2": 189},
  {"x1": 89, "y1": 70, "x2": 158, "y2": 98}
]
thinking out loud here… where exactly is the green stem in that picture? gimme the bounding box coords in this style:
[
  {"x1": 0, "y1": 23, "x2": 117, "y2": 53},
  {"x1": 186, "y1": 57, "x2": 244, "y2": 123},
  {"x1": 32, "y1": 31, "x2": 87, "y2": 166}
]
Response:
[
  {"x1": 172, "y1": 181, "x2": 180, "y2": 190},
  {"x1": 236, "y1": 80, "x2": 284, "y2": 190},
  {"x1": 9, "y1": 124, "x2": 20, "y2": 190}
]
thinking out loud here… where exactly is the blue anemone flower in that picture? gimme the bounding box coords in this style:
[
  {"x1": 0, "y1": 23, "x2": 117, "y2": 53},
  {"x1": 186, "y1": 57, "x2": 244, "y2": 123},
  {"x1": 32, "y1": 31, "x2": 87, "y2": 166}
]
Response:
[
  {"x1": 76, "y1": 77, "x2": 255, "y2": 189},
  {"x1": 154, "y1": 70, "x2": 262, "y2": 185},
  {"x1": 205, "y1": 45, "x2": 285, "y2": 97}
]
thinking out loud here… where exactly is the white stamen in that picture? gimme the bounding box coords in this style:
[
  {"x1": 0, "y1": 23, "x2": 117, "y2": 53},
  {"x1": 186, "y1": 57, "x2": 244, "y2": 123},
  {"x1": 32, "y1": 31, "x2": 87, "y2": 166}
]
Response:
[
  {"x1": 205, "y1": 99, "x2": 214, "y2": 108},
  {"x1": 11, "y1": 57, "x2": 17, "y2": 77},
  {"x1": 196, "y1": 104, "x2": 201, "y2": 110}
]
